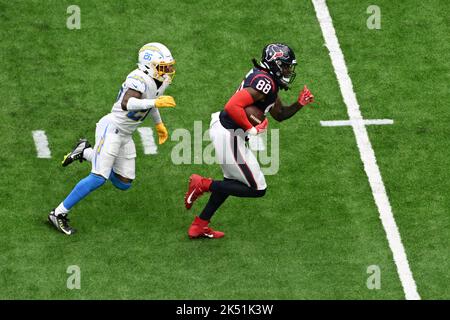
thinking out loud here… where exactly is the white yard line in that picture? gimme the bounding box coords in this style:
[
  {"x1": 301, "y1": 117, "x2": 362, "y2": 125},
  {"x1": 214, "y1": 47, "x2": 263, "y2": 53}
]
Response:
[
  {"x1": 32, "y1": 130, "x2": 52, "y2": 158},
  {"x1": 312, "y1": 0, "x2": 420, "y2": 300},
  {"x1": 320, "y1": 119, "x2": 394, "y2": 127},
  {"x1": 137, "y1": 127, "x2": 158, "y2": 155}
]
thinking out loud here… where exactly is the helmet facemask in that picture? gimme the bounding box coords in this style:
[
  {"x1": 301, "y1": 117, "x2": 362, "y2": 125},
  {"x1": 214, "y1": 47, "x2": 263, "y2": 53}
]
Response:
[
  {"x1": 156, "y1": 61, "x2": 176, "y2": 82},
  {"x1": 277, "y1": 60, "x2": 297, "y2": 89},
  {"x1": 258, "y1": 43, "x2": 298, "y2": 90},
  {"x1": 137, "y1": 42, "x2": 176, "y2": 83}
]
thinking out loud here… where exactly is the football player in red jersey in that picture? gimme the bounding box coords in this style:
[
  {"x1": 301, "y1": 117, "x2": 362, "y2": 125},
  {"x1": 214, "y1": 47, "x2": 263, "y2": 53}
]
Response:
[{"x1": 184, "y1": 43, "x2": 315, "y2": 239}]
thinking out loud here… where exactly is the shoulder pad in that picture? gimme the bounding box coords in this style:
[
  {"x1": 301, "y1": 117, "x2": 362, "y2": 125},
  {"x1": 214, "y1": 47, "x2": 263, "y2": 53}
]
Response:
[
  {"x1": 245, "y1": 72, "x2": 276, "y2": 95},
  {"x1": 125, "y1": 72, "x2": 147, "y2": 93}
]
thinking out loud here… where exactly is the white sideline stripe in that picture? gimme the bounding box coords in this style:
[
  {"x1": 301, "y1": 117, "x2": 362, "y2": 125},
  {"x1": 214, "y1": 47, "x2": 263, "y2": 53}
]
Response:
[
  {"x1": 32, "y1": 130, "x2": 51, "y2": 158},
  {"x1": 249, "y1": 135, "x2": 266, "y2": 151},
  {"x1": 312, "y1": 0, "x2": 420, "y2": 300},
  {"x1": 137, "y1": 127, "x2": 158, "y2": 155},
  {"x1": 321, "y1": 119, "x2": 394, "y2": 127}
]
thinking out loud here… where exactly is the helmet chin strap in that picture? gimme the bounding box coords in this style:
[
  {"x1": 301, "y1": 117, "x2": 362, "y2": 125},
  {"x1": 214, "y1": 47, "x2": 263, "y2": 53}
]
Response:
[
  {"x1": 252, "y1": 58, "x2": 265, "y2": 70},
  {"x1": 141, "y1": 65, "x2": 163, "y2": 81}
]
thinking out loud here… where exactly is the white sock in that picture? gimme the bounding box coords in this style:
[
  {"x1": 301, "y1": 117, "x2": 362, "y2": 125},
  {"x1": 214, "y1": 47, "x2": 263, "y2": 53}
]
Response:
[
  {"x1": 55, "y1": 202, "x2": 69, "y2": 216},
  {"x1": 83, "y1": 147, "x2": 94, "y2": 162}
]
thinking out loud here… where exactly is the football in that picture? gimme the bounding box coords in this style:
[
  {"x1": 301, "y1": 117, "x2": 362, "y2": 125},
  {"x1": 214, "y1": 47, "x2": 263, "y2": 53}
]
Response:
[{"x1": 245, "y1": 105, "x2": 265, "y2": 126}]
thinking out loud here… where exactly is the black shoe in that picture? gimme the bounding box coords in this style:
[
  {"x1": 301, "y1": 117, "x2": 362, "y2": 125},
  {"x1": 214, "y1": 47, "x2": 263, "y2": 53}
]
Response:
[
  {"x1": 48, "y1": 209, "x2": 76, "y2": 235},
  {"x1": 62, "y1": 138, "x2": 91, "y2": 167}
]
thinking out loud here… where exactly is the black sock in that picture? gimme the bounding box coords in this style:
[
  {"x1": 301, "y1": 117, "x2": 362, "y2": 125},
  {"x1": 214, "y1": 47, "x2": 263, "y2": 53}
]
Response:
[
  {"x1": 210, "y1": 179, "x2": 266, "y2": 198},
  {"x1": 199, "y1": 179, "x2": 266, "y2": 221},
  {"x1": 199, "y1": 192, "x2": 229, "y2": 221}
]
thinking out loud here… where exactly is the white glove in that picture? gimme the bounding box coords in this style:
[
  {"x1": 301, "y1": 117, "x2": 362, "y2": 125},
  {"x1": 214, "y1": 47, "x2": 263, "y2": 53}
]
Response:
[{"x1": 246, "y1": 127, "x2": 257, "y2": 136}]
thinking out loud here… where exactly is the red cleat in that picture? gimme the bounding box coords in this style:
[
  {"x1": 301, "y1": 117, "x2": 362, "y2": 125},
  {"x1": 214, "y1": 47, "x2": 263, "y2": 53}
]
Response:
[
  {"x1": 188, "y1": 217, "x2": 224, "y2": 239},
  {"x1": 184, "y1": 174, "x2": 212, "y2": 210}
]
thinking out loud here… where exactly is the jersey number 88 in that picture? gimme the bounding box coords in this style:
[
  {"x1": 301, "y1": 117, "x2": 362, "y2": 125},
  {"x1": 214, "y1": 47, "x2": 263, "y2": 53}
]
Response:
[{"x1": 255, "y1": 79, "x2": 272, "y2": 94}]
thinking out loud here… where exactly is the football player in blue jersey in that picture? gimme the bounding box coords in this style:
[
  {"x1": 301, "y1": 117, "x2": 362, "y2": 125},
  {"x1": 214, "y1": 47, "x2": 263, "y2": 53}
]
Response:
[{"x1": 184, "y1": 43, "x2": 315, "y2": 239}]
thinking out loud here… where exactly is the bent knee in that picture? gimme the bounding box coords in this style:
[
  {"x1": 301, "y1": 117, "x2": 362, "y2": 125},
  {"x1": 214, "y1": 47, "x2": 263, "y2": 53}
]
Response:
[
  {"x1": 114, "y1": 180, "x2": 132, "y2": 191},
  {"x1": 110, "y1": 171, "x2": 133, "y2": 191}
]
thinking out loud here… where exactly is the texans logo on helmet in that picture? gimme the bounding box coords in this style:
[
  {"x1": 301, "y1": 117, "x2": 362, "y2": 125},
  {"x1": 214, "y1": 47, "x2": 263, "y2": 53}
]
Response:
[{"x1": 265, "y1": 44, "x2": 288, "y2": 62}]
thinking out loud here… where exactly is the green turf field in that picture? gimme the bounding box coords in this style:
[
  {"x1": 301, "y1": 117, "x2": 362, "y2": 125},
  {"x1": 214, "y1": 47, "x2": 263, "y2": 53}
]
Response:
[{"x1": 0, "y1": 0, "x2": 449, "y2": 299}]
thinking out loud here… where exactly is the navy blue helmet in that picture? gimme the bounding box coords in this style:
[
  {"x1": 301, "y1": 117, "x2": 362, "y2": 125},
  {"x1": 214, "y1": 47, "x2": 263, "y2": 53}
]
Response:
[{"x1": 253, "y1": 43, "x2": 297, "y2": 90}]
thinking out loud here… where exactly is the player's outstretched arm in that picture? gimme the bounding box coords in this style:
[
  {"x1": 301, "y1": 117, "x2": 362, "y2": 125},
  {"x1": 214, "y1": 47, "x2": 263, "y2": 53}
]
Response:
[
  {"x1": 270, "y1": 85, "x2": 314, "y2": 122},
  {"x1": 121, "y1": 89, "x2": 176, "y2": 111},
  {"x1": 269, "y1": 98, "x2": 302, "y2": 122},
  {"x1": 121, "y1": 89, "x2": 142, "y2": 111}
]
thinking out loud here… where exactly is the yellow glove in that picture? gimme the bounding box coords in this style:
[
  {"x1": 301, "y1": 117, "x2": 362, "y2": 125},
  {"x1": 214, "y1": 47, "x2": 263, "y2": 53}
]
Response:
[
  {"x1": 155, "y1": 122, "x2": 169, "y2": 145},
  {"x1": 155, "y1": 96, "x2": 176, "y2": 108}
]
